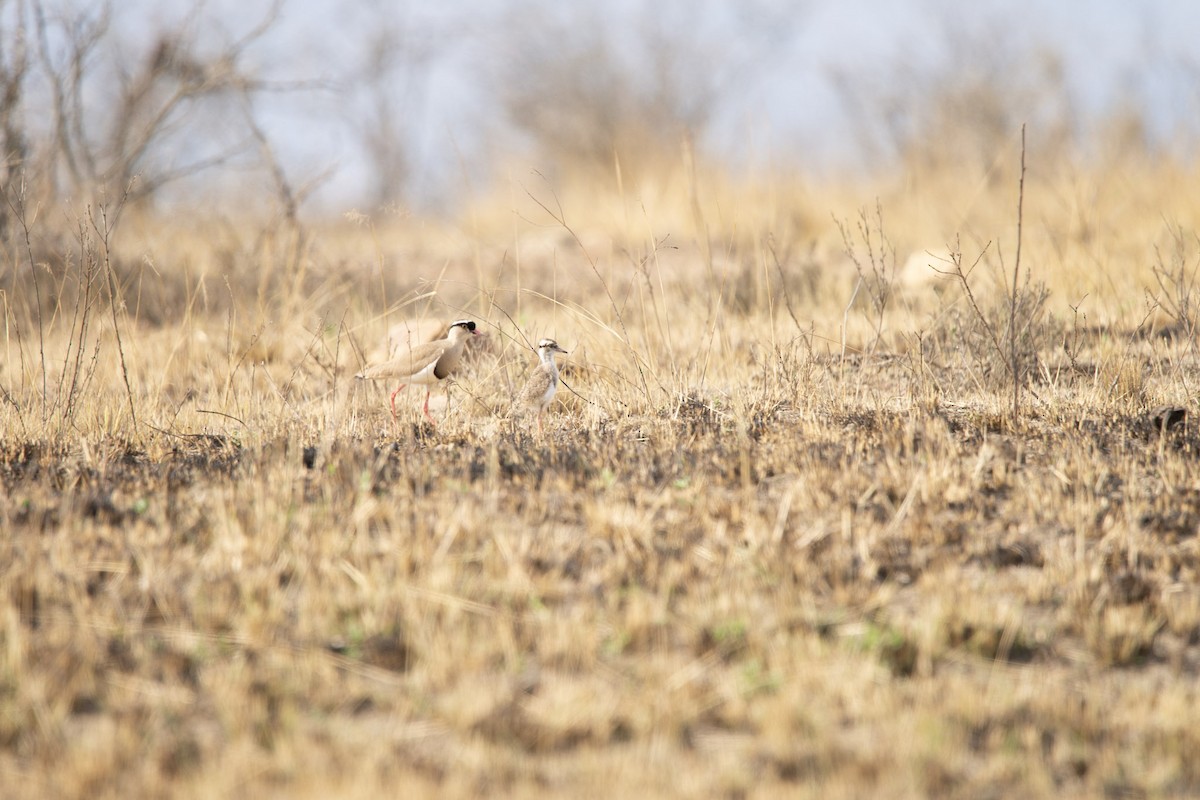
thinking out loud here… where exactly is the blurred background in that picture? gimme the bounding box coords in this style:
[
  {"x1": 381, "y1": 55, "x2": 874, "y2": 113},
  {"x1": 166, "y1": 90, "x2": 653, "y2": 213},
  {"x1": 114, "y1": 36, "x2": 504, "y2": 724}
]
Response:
[{"x1": 1, "y1": 0, "x2": 1197, "y2": 218}]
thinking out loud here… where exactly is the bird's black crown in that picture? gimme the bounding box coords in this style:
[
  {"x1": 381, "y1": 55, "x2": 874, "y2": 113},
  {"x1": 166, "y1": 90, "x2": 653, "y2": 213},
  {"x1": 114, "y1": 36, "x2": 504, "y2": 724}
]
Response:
[{"x1": 452, "y1": 320, "x2": 477, "y2": 332}]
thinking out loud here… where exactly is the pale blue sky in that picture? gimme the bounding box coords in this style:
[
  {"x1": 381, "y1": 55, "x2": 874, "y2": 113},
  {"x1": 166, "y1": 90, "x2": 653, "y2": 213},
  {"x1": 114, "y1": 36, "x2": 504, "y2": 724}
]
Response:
[{"x1": 55, "y1": 0, "x2": 1200, "y2": 209}]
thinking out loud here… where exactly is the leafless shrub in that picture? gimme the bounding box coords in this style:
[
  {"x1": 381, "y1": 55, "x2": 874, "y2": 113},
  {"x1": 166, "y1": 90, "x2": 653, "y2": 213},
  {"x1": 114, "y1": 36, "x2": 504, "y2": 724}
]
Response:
[
  {"x1": 932, "y1": 127, "x2": 1053, "y2": 424},
  {"x1": 931, "y1": 254, "x2": 1051, "y2": 397},
  {"x1": 0, "y1": 0, "x2": 335, "y2": 427},
  {"x1": 836, "y1": 200, "x2": 896, "y2": 355},
  {"x1": 832, "y1": 22, "x2": 1074, "y2": 177},
  {"x1": 1147, "y1": 222, "x2": 1200, "y2": 344},
  {"x1": 490, "y1": 2, "x2": 797, "y2": 185},
  {"x1": 345, "y1": 0, "x2": 457, "y2": 210},
  {"x1": 494, "y1": 11, "x2": 712, "y2": 182},
  {"x1": 1, "y1": 173, "x2": 134, "y2": 430},
  {"x1": 0, "y1": 0, "x2": 306, "y2": 220}
]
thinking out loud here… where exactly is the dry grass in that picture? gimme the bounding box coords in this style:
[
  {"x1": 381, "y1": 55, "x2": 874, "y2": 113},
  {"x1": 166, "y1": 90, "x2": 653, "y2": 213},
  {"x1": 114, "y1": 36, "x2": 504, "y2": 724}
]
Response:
[{"x1": 3, "y1": 146, "x2": 1200, "y2": 799}]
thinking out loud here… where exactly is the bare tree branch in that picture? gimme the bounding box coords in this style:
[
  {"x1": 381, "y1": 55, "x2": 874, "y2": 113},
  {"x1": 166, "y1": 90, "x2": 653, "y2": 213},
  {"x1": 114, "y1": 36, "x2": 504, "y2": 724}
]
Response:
[{"x1": 19, "y1": 0, "x2": 303, "y2": 214}]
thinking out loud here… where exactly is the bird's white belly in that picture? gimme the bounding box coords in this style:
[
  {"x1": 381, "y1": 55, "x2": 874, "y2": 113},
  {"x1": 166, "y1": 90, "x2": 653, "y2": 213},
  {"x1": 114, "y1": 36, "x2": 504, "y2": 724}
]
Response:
[
  {"x1": 538, "y1": 378, "x2": 557, "y2": 409},
  {"x1": 407, "y1": 358, "x2": 443, "y2": 385}
]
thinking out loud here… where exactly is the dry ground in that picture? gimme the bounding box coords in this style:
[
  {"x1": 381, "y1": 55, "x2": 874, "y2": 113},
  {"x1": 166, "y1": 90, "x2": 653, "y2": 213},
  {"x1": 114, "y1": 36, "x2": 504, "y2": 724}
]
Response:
[{"x1": 2, "y1": 152, "x2": 1200, "y2": 798}]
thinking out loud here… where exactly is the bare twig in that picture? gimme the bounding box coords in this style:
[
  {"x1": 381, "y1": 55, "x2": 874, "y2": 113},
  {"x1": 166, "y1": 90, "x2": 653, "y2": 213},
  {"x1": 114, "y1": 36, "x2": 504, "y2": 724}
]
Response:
[
  {"x1": 841, "y1": 277, "x2": 862, "y2": 367},
  {"x1": 935, "y1": 240, "x2": 1010, "y2": 378},
  {"x1": 59, "y1": 213, "x2": 102, "y2": 426},
  {"x1": 223, "y1": 325, "x2": 263, "y2": 407},
  {"x1": 196, "y1": 408, "x2": 250, "y2": 429},
  {"x1": 766, "y1": 233, "x2": 804, "y2": 335},
  {"x1": 92, "y1": 188, "x2": 138, "y2": 430},
  {"x1": 1010, "y1": 124, "x2": 1027, "y2": 422},
  {"x1": 5, "y1": 178, "x2": 45, "y2": 417}
]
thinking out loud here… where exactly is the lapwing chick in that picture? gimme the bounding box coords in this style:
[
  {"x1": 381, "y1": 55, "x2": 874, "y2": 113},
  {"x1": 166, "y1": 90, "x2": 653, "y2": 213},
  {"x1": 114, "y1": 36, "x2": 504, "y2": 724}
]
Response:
[
  {"x1": 516, "y1": 338, "x2": 569, "y2": 434},
  {"x1": 355, "y1": 319, "x2": 479, "y2": 425}
]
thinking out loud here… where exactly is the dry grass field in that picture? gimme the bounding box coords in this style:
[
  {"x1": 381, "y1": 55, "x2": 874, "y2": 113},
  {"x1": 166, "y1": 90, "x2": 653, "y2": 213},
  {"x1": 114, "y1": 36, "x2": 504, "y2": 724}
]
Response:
[{"x1": 3, "y1": 144, "x2": 1200, "y2": 798}]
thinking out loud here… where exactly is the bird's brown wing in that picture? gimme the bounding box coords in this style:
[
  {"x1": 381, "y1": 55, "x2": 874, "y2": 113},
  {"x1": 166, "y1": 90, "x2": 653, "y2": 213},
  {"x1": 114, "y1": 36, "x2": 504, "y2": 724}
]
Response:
[
  {"x1": 433, "y1": 344, "x2": 466, "y2": 380},
  {"x1": 517, "y1": 364, "x2": 555, "y2": 410},
  {"x1": 356, "y1": 339, "x2": 448, "y2": 381}
]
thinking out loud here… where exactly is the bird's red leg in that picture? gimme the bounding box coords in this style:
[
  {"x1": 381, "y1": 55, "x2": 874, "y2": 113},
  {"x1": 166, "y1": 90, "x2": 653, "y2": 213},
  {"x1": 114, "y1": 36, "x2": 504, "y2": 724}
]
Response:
[{"x1": 389, "y1": 384, "x2": 406, "y2": 422}]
